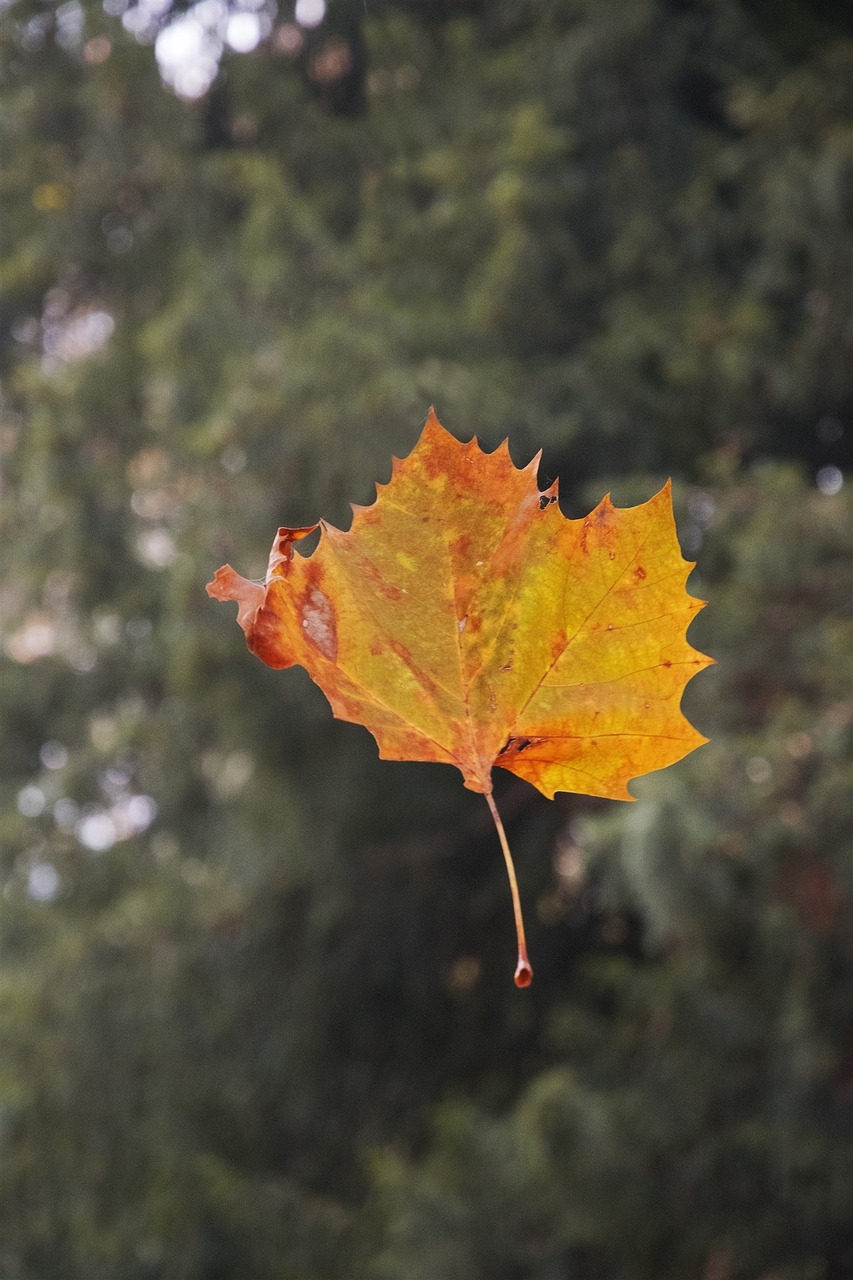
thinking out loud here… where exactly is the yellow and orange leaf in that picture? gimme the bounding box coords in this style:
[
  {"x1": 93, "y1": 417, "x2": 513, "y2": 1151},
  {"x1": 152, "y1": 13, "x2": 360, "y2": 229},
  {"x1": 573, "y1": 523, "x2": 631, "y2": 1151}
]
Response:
[{"x1": 208, "y1": 409, "x2": 712, "y2": 984}]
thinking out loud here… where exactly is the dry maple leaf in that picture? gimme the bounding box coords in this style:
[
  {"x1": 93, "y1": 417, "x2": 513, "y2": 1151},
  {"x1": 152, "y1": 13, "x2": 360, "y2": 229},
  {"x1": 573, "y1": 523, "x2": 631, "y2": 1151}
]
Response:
[{"x1": 208, "y1": 409, "x2": 712, "y2": 986}]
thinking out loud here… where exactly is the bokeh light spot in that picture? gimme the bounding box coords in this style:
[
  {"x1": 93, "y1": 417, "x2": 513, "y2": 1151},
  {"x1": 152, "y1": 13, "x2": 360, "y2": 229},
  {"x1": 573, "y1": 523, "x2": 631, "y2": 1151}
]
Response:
[
  {"x1": 816, "y1": 465, "x2": 843, "y2": 496},
  {"x1": 295, "y1": 0, "x2": 325, "y2": 29}
]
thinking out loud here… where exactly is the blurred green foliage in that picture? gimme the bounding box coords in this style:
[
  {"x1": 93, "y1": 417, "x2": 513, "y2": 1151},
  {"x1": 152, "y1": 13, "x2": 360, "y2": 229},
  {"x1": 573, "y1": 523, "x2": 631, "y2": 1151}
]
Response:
[{"x1": 0, "y1": 0, "x2": 851, "y2": 1277}]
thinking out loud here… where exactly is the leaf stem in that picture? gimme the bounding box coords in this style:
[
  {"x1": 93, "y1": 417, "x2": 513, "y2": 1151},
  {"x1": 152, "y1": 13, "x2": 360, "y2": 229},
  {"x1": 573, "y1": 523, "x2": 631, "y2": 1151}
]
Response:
[{"x1": 485, "y1": 791, "x2": 533, "y2": 988}]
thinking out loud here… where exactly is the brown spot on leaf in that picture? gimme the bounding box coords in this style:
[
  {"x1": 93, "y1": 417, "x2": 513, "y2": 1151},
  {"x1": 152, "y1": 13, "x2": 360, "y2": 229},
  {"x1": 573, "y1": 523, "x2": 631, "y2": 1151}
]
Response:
[
  {"x1": 550, "y1": 629, "x2": 568, "y2": 662},
  {"x1": 497, "y1": 734, "x2": 543, "y2": 762},
  {"x1": 300, "y1": 587, "x2": 337, "y2": 661}
]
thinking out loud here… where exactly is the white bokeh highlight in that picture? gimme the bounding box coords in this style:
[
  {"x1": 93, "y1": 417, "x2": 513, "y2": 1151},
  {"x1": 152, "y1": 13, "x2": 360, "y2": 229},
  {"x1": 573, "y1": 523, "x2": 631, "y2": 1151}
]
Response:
[
  {"x1": 295, "y1": 0, "x2": 325, "y2": 28},
  {"x1": 154, "y1": 0, "x2": 281, "y2": 99}
]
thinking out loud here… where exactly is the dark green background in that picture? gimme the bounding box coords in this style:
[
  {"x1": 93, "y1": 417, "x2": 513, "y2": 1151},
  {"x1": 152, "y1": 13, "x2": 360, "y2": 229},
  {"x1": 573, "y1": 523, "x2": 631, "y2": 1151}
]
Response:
[{"x1": 1, "y1": 1, "x2": 851, "y2": 1276}]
